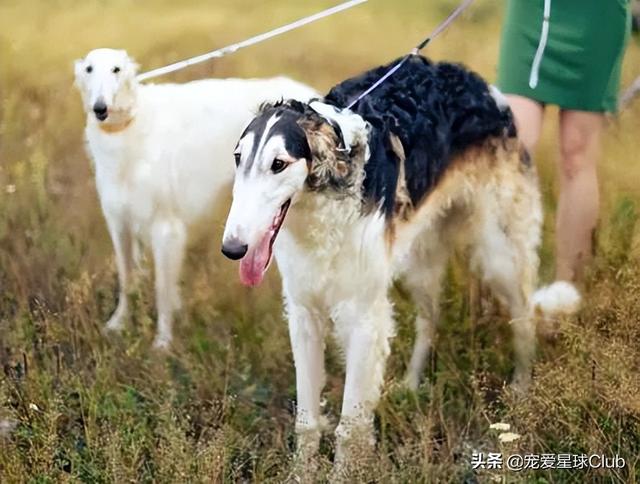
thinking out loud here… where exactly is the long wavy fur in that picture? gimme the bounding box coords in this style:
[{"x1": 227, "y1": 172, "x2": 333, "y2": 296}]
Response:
[
  {"x1": 257, "y1": 56, "x2": 517, "y2": 219},
  {"x1": 324, "y1": 55, "x2": 517, "y2": 217}
]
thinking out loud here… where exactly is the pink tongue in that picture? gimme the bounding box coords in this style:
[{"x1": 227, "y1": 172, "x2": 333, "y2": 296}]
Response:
[{"x1": 239, "y1": 230, "x2": 272, "y2": 287}]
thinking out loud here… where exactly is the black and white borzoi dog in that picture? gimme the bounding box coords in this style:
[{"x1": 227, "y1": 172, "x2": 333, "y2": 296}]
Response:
[{"x1": 221, "y1": 56, "x2": 579, "y2": 462}]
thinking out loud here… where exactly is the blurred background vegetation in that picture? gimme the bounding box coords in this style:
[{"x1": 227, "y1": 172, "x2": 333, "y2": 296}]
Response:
[{"x1": 0, "y1": 0, "x2": 639, "y2": 481}]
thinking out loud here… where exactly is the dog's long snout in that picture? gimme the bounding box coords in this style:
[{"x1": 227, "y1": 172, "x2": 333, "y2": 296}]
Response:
[
  {"x1": 221, "y1": 237, "x2": 248, "y2": 260},
  {"x1": 93, "y1": 99, "x2": 108, "y2": 121}
]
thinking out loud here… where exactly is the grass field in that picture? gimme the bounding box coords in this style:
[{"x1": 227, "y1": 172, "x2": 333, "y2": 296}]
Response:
[{"x1": 1, "y1": 0, "x2": 639, "y2": 482}]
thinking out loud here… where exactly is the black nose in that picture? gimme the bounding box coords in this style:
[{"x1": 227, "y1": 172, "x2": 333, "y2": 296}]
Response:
[
  {"x1": 93, "y1": 101, "x2": 108, "y2": 121},
  {"x1": 221, "y1": 238, "x2": 248, "y2": 260}
]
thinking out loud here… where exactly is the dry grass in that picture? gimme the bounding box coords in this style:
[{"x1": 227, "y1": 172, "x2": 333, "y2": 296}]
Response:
[{"x1": 0, "y1": 0, "x2": 639, "y2": 482}]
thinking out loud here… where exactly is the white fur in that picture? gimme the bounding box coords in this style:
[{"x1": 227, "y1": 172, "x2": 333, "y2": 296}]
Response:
[
  {"x1": 75, "y1": 48, "x2": 317, "y2": 348},
  {"x1": 276, "y1": 194, "x2": 391, "y2": 462},
  {"x1": 532, "y1": 281, "x2": 581, "y2": 316},
  {"x1": 308, "y1": 101, "x2": 370, "y2": 154},
  {"x1": 223, "y1": 107, "x2": 581, "y2": 466},
  {"x1": 489, "y1": 84, "x2": 509, "y2": 110}
]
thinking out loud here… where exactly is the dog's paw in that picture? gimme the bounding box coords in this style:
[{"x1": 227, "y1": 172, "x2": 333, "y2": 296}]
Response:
[
  {"x1": 509, "y1": 372, "x2": 531, "y2": 397},
  {"x1": 402, "y1": 372, "x2": 420, "y2": 392},
  {"x1": 104, "y1": 316, "x2": 125, "y2": 333},
  {"x1": 152, "y1": 334, "x2": 172, "y2": 351},
  {"x1": 287, "y1": 453, "x2": 320, "y2": 484}
]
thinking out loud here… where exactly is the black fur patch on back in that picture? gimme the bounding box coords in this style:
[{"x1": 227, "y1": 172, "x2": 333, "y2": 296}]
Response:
[{"x1": 324, "y1": 55, "x2": 516, "y2": 217}]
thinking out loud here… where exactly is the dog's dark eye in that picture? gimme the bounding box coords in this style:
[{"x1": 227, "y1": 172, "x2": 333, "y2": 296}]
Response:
[
  {"x1": 234, "y1": 153, "x2": 241, "y2": 167},
  {"x1": 271, "y1": 158, "x2": 287, "y2": 174},
  {"x1": 112, "y1": 66, "x2": 120, "y2": 74},
  {"x1": 85, "y1": 65, "x2": 93, "y2": 73}
]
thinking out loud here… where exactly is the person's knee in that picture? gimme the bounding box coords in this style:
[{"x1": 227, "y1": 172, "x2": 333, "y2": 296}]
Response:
[
  {"x1": 559, "y1": 113, "x2": 602, "y2": 181},
  {"x1": 559, "y1": 130, "x2": 595, "y2": 181}
]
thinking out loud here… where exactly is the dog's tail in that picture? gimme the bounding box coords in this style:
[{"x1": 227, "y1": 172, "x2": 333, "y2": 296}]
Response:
[{"x1": 532, "y1": 281, "x2": 581, "y2": 317}]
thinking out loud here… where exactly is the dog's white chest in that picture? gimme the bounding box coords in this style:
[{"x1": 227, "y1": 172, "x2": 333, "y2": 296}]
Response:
[
  {"x1": 91, "y1": 134, "x2": 161, "y2": 230},
  {"x1": 276, "y1": 199, "x2": 390, "y2": 310}
]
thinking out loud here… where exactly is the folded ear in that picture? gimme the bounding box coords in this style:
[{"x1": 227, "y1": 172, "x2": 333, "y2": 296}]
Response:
[
  {"x1": 73, "y1": 58, "x2": 85, "y2": 86},
  {"x1": 308, "y1": 101, "x2": 369, "y2": 154},
  {"x1": 299, "y1": 117, "x2": 363, "y2": 195},
  {"x1": 119, "y1": 50, "x2": 139, "y2": 76},
  {"x1": 128, "y1": 60, "x2": 140, "y2": 76}
]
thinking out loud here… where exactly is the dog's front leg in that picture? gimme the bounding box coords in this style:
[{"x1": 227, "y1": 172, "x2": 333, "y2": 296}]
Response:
[
  {"x1": 104, "y1": 215, "x2": 133, "y2": 332},
  {"x1": 333, "y1": 297, "x2": 394, "y2": 466},
  {"x1": 285, "y1": 299, "x2": 326, "y2": 466},
  {"x1": 150, "y1": 218, "x2": 186, "y2": 349}
]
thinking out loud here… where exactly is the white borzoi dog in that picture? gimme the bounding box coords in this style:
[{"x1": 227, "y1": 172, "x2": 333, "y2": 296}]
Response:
[
  {"x1": 74, "y1": 48, "x2": 317, "y2": 348},
  {"x1": 221, "y1": 55, "x2": 580, "y2": 464}
]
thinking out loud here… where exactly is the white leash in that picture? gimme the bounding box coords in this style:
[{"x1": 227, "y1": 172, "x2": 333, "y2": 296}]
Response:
[
  {"x1": 345, "y1": 0, "x2": 474, "y2": 109},
  {"x1": 137, "y1": 0, "x2": 368, "y2": 82}
]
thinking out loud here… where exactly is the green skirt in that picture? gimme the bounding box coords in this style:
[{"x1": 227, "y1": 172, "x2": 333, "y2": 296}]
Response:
[{"x1": 498, "y1": 0, "x2": 631, "y2": 112}]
